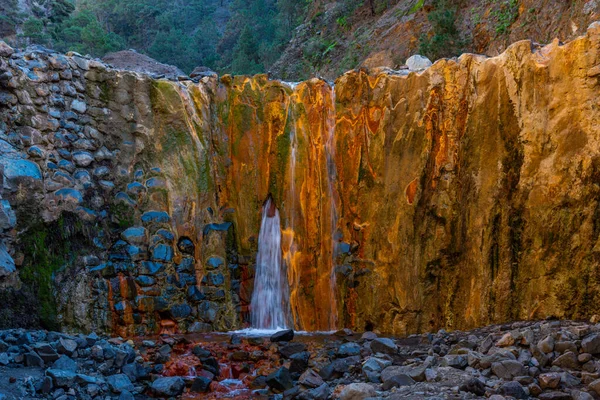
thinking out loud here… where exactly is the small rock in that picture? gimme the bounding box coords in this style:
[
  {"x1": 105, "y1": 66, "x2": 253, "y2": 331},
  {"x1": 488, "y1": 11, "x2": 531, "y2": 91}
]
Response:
[
  {"x1": 539, "y1": 335, "x2": 555, "y2": 353},
  {"x1": 540, "y1": 372, "x2": 562, "y2": 390},
  {"x1": 406, "y1": 54, "x2": 432, "y2": 71},
  {"x1": 498, "y1": 381, "x2": 527, "y2": 399},
  {"x1": 370, "y1": 338, "x2": 397, "y2": 355},
  {"x1": 151, "y1": 376, "x2": 185, "y2": 397},
  {"x1": 382, "y1": 374, "x2": 415, "y2": 390},
  {"x1": 266, "y1": 367, "x2": 293, "y2": 392},
  {"x1": 106, "y1": 374, "x2": 134, "y2": 393},
  {"x1": 338, "y1": 382, "x2": 376, "y2": 400},
  {"x1": 270, "y1": 329, "x2": 294, "y2": 342},
  {"x1": 299, "y1": 369, "x2": 325, "y2": 388},
  {"x1": 582, "y1": 334, "x2": 600, "y2": 354},
  {"x1": 459, "y1": 378, "x2": 486, "y2": 396},
  {"x1": 190, "y1": 376, "x2": 211, "y2": 393}
]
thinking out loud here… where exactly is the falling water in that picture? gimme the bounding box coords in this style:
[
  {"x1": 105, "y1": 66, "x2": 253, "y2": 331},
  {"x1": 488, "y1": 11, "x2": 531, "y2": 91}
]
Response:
[
  {"x1": 325, "y1": 84, "x2": 339, "y2": 330},
  {"x1": 251, "y1": 197, "x2": 289, "y2": 329}
]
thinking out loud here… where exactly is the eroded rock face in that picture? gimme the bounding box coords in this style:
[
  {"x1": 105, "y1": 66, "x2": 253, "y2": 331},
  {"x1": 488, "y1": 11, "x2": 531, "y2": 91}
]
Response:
[{"x1": 1, "y1": 22, "x2": 600, "y2": 335}]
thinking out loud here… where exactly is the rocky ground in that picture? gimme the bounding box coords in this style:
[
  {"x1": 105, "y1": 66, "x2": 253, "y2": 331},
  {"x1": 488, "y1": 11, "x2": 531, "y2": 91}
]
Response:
[{"x1": 2, "y1": 320, "x2": 600, "y2": 399}]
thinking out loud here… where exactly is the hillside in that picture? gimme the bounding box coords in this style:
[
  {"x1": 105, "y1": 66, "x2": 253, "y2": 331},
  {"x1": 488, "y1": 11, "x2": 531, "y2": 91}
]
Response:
[
  {"x1": 272, "y1": 0, "x2": 600, "y2": 80},
  {"x1": 1, "y1": 1, "x2": 599, "y2": 79}
]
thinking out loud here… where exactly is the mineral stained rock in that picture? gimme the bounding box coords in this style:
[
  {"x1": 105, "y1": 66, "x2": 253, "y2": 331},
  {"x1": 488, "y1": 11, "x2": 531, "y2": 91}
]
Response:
[{"x1": 0, "y1": 23, "x2": 599, "y2": 335}]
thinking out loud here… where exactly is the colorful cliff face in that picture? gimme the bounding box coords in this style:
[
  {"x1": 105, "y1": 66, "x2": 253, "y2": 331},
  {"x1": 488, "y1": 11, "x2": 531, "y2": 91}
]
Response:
[{"x1": 1, "y1": 22, "x2": 600, "y2": 335}]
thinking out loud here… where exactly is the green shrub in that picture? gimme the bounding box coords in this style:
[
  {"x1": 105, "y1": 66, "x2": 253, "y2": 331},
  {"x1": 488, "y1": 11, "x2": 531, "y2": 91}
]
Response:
[
  {"x1": 493, "y1": 0, "x2": 519, "y2": 35},
  {"x1": 418, "y1": 0, "x2": 465, "y2": 60}
]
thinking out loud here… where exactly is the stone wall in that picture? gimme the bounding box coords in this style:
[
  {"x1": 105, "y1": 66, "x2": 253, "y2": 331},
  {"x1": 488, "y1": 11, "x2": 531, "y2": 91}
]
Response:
[{"x1": 1, "y1": 22, "x2": 600, "y2": 336}]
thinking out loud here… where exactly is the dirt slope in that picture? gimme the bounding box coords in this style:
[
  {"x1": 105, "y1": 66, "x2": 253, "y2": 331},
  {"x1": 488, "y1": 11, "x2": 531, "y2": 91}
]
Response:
[{"x1": 271, "y1": 0, "x2": 600, "y2": 81}]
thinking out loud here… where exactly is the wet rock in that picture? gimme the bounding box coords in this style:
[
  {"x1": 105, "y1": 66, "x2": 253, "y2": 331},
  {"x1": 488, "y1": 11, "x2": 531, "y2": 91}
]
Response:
[
  {"x1": 151, "y1": 376, "x2": 185, "y2": 397},
  {"x1": 270, "y1": 329, "x2": 294, "y2": 342},
  {"x1": 267, "y1": 366, "x2": 293, "y2": 392}
]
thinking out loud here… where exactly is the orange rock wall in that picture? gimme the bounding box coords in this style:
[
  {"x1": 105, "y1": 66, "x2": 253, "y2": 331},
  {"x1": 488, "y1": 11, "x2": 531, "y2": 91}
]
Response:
[{"x1": 207, "y1": 25, "x2": 600, "y2": 334}]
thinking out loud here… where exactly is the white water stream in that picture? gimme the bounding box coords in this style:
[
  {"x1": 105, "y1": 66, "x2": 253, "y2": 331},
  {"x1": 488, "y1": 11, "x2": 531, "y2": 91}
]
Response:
[{"x1": 250, "y1": 197, "x2": 289, "y2": 329}]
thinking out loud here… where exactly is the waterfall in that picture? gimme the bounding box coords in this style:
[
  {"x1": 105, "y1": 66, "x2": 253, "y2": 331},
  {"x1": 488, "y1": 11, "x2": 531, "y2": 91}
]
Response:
[
  {"x1": 250, "y1": 197, "x2": 289, "y2": 329},
  {"x1": 325, "y1": 84, "x2": 339, "y2": 330}
]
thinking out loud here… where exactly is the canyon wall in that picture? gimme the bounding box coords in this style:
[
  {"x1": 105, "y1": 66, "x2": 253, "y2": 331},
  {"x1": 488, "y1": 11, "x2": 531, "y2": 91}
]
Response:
[{"x1": 1, "y1": 22, "x2": 600, "y2": 336}]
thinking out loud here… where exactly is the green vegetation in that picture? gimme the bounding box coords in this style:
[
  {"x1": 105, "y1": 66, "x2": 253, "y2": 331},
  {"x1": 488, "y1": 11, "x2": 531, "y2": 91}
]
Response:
[
  {"x1": 7, "y1": 0, "x2": 310, "y2": 75},
  {"x1": 492, "y1": 0, "x2": 519, "y2": 35},
  {"x1": 418, "y1": 0, "x2": 465, "y2": 61},
  {"x1": 19, "y1": 213, "x2": 86, "y2": 330}
]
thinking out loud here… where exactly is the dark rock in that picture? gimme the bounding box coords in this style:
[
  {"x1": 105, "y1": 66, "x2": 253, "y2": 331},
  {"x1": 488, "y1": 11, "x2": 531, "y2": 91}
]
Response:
[
  {"x1": 491, "y1": 360, "x2": 523, "y2": 379},
  {"x1": 251, "y1": 375, "x2": 268, "y2": 389},
  {"x1": 290, "y1": 351, "x2": 311, "y2": 374},
  {"x1": 37, "y1": 376, "x2": 53, "y2": 394},
  {"x1": 34, "y1": 343, "x2": 59, "y2": 363},
  {"x1": 46, "y1": 369, "x2": 77, "y2": 387},
  {"x1": 201, "y1": 357, "x2": 220, "y2": 376},
  {"x1": 271, "y1": 329, "x2": 294, "y2": 342},
  {"x1": 582, "y1": 334, "x2": 600, "y2": 354},
  {"x1": 107, "y1": 374, "x2": 135, "y2": 393},
  {"x1": 459, "y1": 378, "x2": 486, "y2": 396},
  {"x1": 280, "y1": 342, "x2": 307, "y2": 358},
  {"x1": 25, "y1": 352, "x2": 44, "y2": 367},
  {"x1": 498, "y1": 381, "x2": 527, "y2": 399},
  {"x1": 538, "y1": 392, "x2": 573, "y2": 400},
  {"x1": 122, "y1": 362, "x2": 149, "y2": 382},
  {"x1": 266, "y1": 366, "x2": 293, "y2": 392},
  {"x1": 52, "y1": 355, "x2": 77, "y2": 372},
  {"x1": 177, "y1": 237, "x2": 195, "y2": 254},
  {"x1": 337, "y1": 342, "x2": 361, "y2": 357},
  {"x1": 553, "y1": 351, "x2": 580, "y2": 370},
  {"x1": 57, "y1": 337, "x2": 78, "y2": 355},
  {"x1": 299, "y1": 368, "x2": 325, "y2": 388},
  {"x1": 319, "y1": 356, "x2": 360, "y2": 381},
  {"x1": 190, "y1": 376, "x2": 212, "y2": 393},
  {"x1": 119, "y1": 391, "x2": 135, "y2": 400},
  {"x1": 370, "y1": 338, "x2": 397, "y2": 355},
  {"x1": 231, "y1": 351, "x2": 249, "y2": 361},
  {"x1": 192, "y1": 345, "x2": 211, "y2": 358},
  {"x1": 151, "y1": 376, "x2": 186, "y2": 397},
  {"x1": 382, "y1": 374, "x2": 415, "y2": 390}
]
